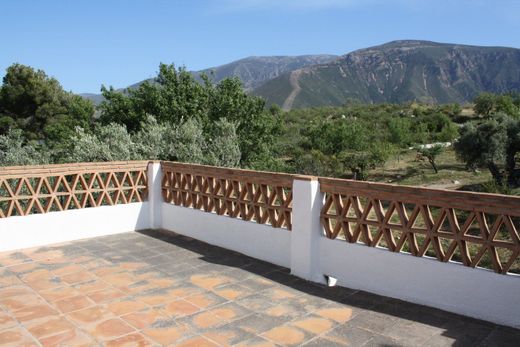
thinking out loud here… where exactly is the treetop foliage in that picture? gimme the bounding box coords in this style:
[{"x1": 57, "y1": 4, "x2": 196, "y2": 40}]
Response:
[
  {"x1": 99, "y1": 64, "x2": 278, "y2": 167},
  {"x1": 0, "y1": 63, "x2": 94, "y2": 142},
  {"x1": 473, "y1": 92, "x2": 520, "y2": 118},
  {"x1": 0, "y1": 63, "x2": 269, "y2": 169},
  {"x1": 454, "y1": 115, "x2": 520, "y2": 186},
  {"x1": 2, "y1": 62, "x2": 520, "y2": 190},
  {"x1": 0, "y1": 129, "x2": 49, "y2": 166}
]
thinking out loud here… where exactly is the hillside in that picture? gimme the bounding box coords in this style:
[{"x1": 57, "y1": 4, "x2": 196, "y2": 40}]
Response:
[
  {"x1": 77, "y1": 93, "x2": 105, "y2": 105},
  {"x1": 81, "y1": 55, "x2": 337, "y2": 103},
  {"x1": 254, "y1": 40, "x2": 520, "y2": 108},
  {"x1": 195, "y1": 55, "x2": 337, "y2": 91}
]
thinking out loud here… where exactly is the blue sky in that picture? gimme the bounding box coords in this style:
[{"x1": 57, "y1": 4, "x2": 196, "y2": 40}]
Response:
[{"x1": 1, "y1": 0, "x2": 519, "y2": 94}]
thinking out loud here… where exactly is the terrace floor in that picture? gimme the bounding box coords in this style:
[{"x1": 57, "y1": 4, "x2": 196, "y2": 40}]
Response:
[{"x1": 0, "y1": 231, "x2": 519, "y2": 347}]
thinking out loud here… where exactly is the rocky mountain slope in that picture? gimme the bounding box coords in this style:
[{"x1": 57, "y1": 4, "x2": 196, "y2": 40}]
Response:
[{"x1": 254, "y1": 40, "x2": 520, "y2": 109}]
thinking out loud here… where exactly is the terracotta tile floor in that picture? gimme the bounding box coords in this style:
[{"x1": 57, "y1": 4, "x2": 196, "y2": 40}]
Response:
[{"x1": 0, "y1": 230, "x2": 519, "y2": 346}]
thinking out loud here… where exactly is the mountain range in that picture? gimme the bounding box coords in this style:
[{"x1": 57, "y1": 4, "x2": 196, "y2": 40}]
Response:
[
  {"x1": 81, "y1": 40, "x2": 520, "y2": 109},
  {"x1": 81, "y1": 55, "x2": 337, "y2": 106}
]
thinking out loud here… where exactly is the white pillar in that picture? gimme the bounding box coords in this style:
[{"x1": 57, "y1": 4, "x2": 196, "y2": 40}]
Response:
[
  {"x1": 290, "y1": 177, "x2": 325, "y2": 283},
  {"x1": 147, "y1": 162, "x2": 163, "y2": 229}
]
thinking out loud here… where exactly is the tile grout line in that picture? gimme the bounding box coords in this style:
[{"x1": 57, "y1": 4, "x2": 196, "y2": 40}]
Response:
[
  {"x1": 0, "y1": 300, "x2": 44, "y2": 346},
  {"x1": 19, "y1": 249, "x2": 107, "y2": 346}
]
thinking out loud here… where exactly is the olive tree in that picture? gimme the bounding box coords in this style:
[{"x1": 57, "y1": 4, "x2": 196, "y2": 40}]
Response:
[
  {"x1": 99, "y1": 64, "x2": 276, "y2": 167},
  {"x1": 416, "y1": 144, "x2": 445, "y2": 173},
  {"x1": 0, "y1": 129, "x2": 48, "y2": 166},
  {"x1": 454, "y1": 119, "x2": 508, "y2": 185},
  {"x1": 66, "y1": 124, "x2": 136, "y2": 163}
]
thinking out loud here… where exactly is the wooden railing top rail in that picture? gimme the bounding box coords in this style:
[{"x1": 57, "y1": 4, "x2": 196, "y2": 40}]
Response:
[
  {"x1": 0, "y1": 161, "x2": 151, "y2": 178},
  {"x1": 319, "y1": 177, "x2": 520, "y2": 217},
  {"x1": 161, "y1": 161, "x2": 315, "y2": 186}
]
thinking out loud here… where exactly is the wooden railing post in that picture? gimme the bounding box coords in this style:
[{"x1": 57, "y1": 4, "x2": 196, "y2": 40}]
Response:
[{"x1": 290, "y1": 176, "x2": 324, "y2": 283}]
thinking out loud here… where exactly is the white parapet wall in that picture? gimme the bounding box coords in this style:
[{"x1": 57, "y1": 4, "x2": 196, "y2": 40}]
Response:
[
  {"x1": 0, "y1": 202, "x2": 150, "y2": 252},
  {"x1": 161, "y1": 203, "x2": 291, "y2": 268},
  {"x1": 319, "y1": 237, "x2": 520, "y2": 329},
  {"x1": 159, "y1": 175, "x2": 520, "y2": 328},
  {"x1": 2, "y1": 161, "x2": 520, "y2": 329}
]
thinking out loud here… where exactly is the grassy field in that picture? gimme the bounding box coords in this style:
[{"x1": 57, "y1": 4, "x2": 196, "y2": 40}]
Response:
[{"x1": 368, "y1": 147, "x2": 493, "y2": 190}]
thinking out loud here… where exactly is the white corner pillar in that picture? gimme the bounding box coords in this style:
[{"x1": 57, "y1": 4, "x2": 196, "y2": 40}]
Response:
[
  {"x1": 290, "y1": 177, "x2": 325, "y2": 283},
  {"x1": 147, "y1": 161, "x2": 163, "y2": 229}
]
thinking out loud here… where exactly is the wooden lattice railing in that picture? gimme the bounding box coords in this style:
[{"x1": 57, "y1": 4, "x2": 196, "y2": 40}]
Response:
[
  {"x1": 0, "y1": 161, "x2": 149, "y2": 218},
  {"x1": 320, "y1": 178, "x2": 520, "y2": 274},
  {"x1": 161, "y1": 162, "x2": 294, "y2": 229}
]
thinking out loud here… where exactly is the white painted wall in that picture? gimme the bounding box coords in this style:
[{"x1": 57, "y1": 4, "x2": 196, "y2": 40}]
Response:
[
  {"x1": 319, "y1": 237, "x2": 520, "y2": 329},
  {"x1": 0, "y1": 162, "x2": 162, "y2": 253},
  {"x1": 0, "y1": 202, "x2": 150, "y2": 252},
  {"x1": 161, "y1": 203, "x2": 291, "y2": 268}
]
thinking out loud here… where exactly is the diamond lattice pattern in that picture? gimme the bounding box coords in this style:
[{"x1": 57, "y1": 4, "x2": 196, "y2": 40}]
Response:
[
  {"x1": 161, "y1": 163, "x2": 293, "y2": 230},
  {"x1": 0, "y1": 162, "x2": 148, "y2": 218},
  {"x1": 321, "y1": 192, "x2": 520, "y2": 274}
]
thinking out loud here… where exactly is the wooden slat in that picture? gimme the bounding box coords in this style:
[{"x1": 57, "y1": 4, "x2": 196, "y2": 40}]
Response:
[
  {"x1": 161, "y1": 161, "x2": 307, "y2": 187},
  {"x1": 0, "y1": 161, "x2": 150, "y2": 178}
]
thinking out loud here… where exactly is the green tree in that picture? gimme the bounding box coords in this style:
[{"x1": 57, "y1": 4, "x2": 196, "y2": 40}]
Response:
[
  {"x1": 495, "y1": 94, "x2": 519, "y2": 117},
  {"x1": 454, "y1": 119, "x2": 508, "y2": 185},
  {"x1": 473, "y1": 92, "x2": 520, "y2": 118},
  {"x1": 133, "y1": 116, "x2": 177, "y2": 160},
  {"x1": 169, "y1": 118, "x2": 206, "y2": 164},
  {"x1": 297, "y1": 115, "x2": 394, "y2": 178},
  {"x1": 207, "y1": 77, "x2": 278, "y2": 167},
  {"x1": 305, "y1": 120, "x2": 369, "y2": 155},
  {"x1": 416, "y1": 113, "x2": 458, "y2": 142},
  {"x1": 293, "y1": 150, "x2": 344, "y2": 177},
  {"x1": 411, "y1": 122, "x2": 430, "y2": 144},
  {"x1": 340, "y1": 144, "x2": 392, "y2": 180},
  {"x1": 504, "y1": 117, "x2": 520, "y2": 184},
  {"x1": 66, "y1": 124, "x2": 135, "y2": 163},
  {"x1": 455, "y1": 115, "x2": 520, "y2": 186},
  {"x1": 205, "y1": 119, "x2": 241, "y2": 168},
  {"x1": 416, "y1": 145, "x2": 445, "y2": 173},
  {"x1": 439, "y1": 103, "x2": 462, "y2": 117},
  {"x1": 0, "y1": 64, "x2": 94, "y2": 142},
  {"x1": 387, "y1": 117, "x2": 412, "y2": 163},
  {"x1": 99, "y1": 64, "x2": 276, "y2": 167},
  {"x1": 474, "y1": 93, "x2": 496, "y2": 117},
  {"x1": 388, "y1": 117, "x2": 412, "y2": 147},
  {"x1": 98, "y1": 86, "x2": 139, "y2": 132},
  {"x1": 99, "y1": 65, "x2": 210, "y2": 132},
  {"x1": 0, "y1": 129, "x2": 48, "y2": 166}
]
